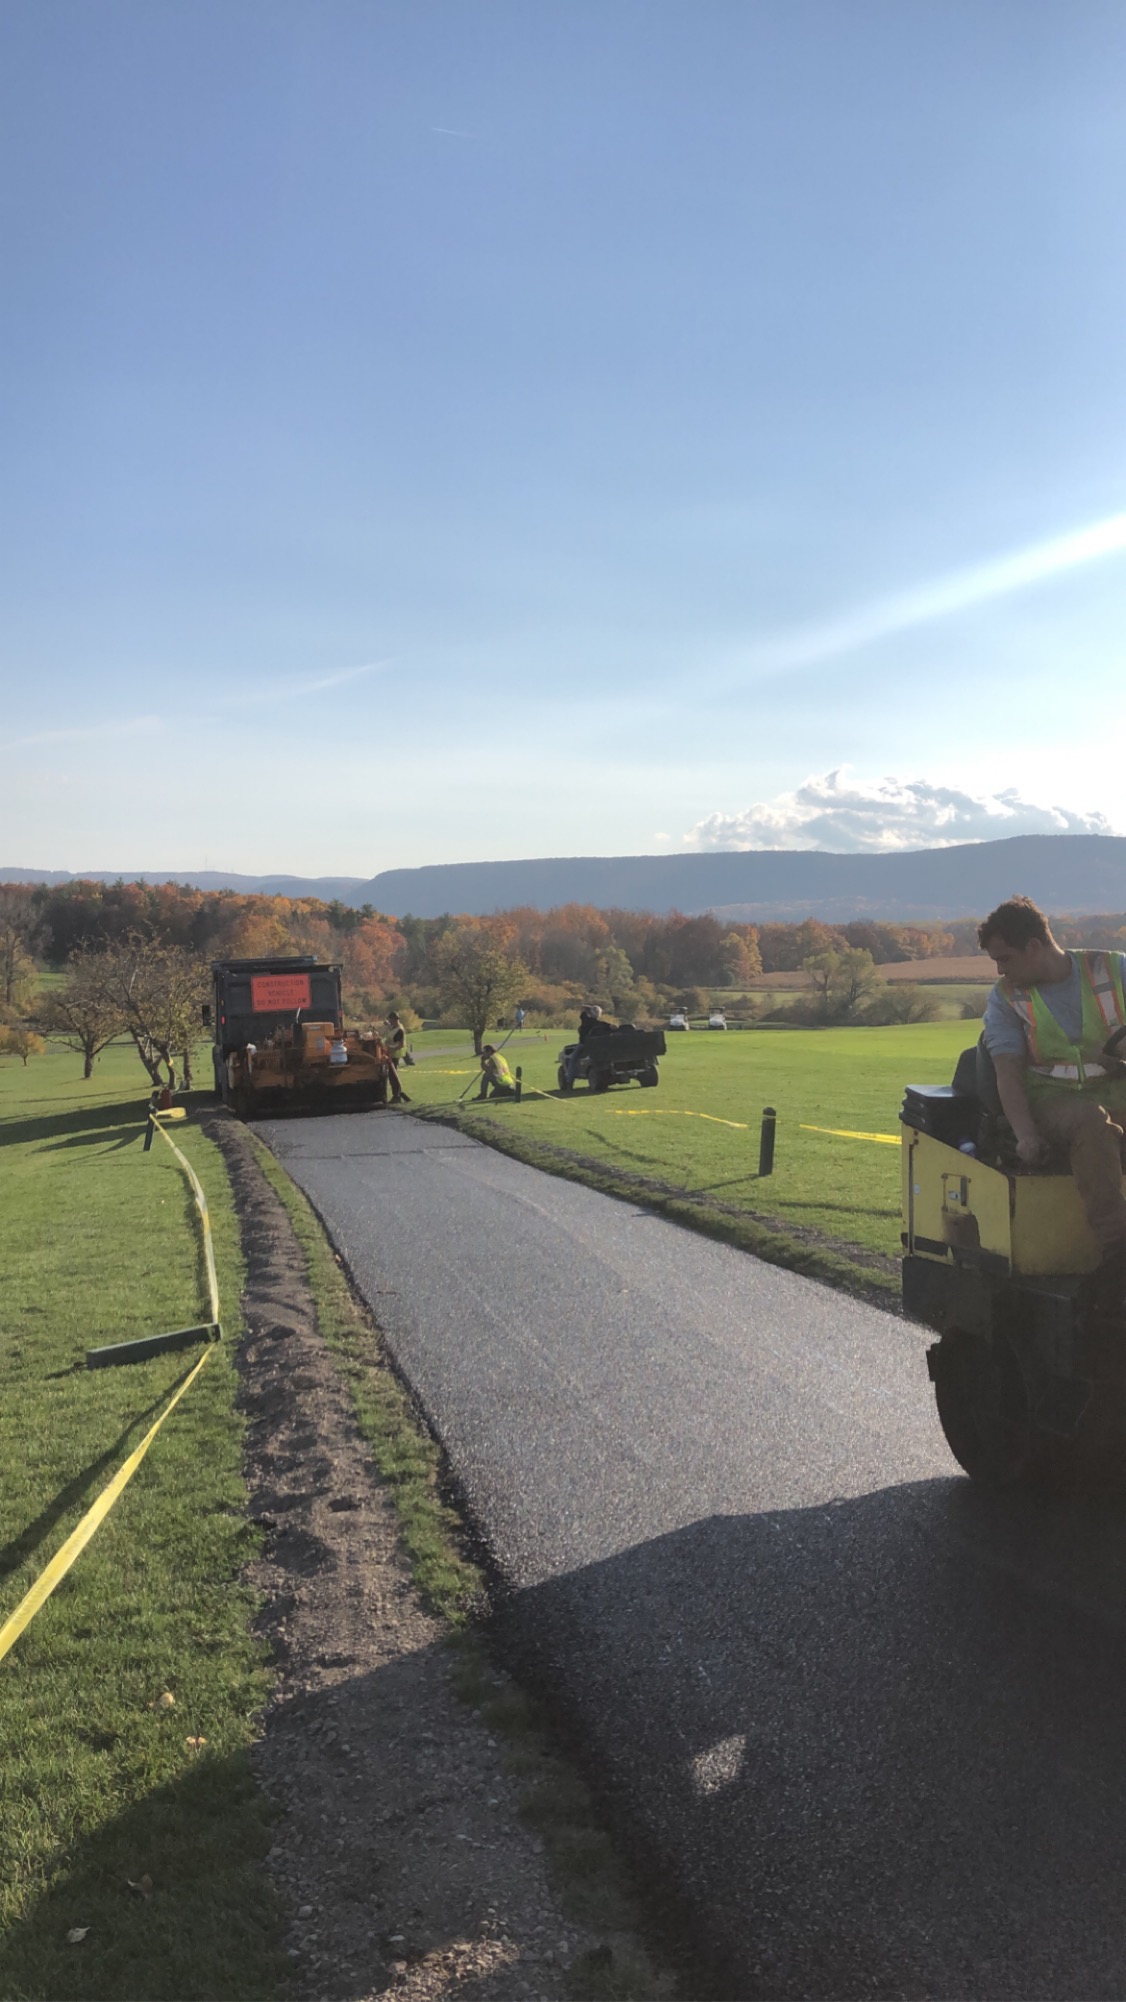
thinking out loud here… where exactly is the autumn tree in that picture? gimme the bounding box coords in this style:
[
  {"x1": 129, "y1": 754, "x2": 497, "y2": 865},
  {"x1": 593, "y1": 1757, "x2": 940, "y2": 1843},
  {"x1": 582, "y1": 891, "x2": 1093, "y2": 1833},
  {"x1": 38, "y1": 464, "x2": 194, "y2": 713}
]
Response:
[
  {"x1": 804, "y1": 947, "x2": 882, "y2": 1023},
  {"x1": 46, "y1": 949, "x2": 127, "y2": 1078},
  {"x1": 720, "y1": 927, "x2": 763, "y2": 985},
  {"x1": 635, "y1": 912, "x2": 726, "y2": 986},
  {"x1": 0, "y1": 1022, "x2": 46, "y2": 1066},
  {"x1": 430, "y1": 925, "x2": 529, "y2": 1053},
  {"x1": 868, "y1": 983, "x2": 942, "y2": 1024},
  {"x1": 592, "y1": 944, "x2": 637, "y2": 1009},
  {"x1": 758, "y1": 918, "x2": 845, "y2": 973},
  {"x1": 841, "y1": 921, "x2": 912, "y2": 964},
  {"x1": 0, "y1": 885, "x2": 43, "y2": 1011},
  {"x1": 322, "y1": 914, "x2": 404, "y2": 1010},
  {"x1": 839, "y1": 920, "x2": 955, "y2": 965}
]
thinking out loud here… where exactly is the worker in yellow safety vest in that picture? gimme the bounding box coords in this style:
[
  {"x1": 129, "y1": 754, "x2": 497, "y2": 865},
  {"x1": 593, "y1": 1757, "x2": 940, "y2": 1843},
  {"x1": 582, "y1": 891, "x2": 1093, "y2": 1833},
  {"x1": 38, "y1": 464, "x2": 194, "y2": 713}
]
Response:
[
  {"x1": 979, "y1": 894, "x2": 1126, "y2": 1297},
  {"x1": 478, "y1": 1045, "x2": 516, "y2": 1099}
]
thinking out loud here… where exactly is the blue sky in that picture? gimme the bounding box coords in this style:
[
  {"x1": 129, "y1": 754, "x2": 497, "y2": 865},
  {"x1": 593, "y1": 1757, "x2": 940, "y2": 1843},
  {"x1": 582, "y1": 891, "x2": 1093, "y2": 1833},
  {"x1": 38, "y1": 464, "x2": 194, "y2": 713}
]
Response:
[{"x1": 3, "y1": 0, "x2": 1124, "y2": 874}]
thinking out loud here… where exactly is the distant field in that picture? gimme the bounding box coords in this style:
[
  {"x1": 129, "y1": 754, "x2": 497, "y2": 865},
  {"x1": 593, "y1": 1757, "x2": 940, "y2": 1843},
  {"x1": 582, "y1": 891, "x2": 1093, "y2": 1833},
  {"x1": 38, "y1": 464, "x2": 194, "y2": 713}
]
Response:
[
  {"x1": 879, "y1": 955, "x2": 991, "y2": 983},
  {"x1": 404, "y1": 1020, "x2": 974, "y2": 1260},
  {"x1": 751, "y1": 954, "x2": 991, "y2": 990}
]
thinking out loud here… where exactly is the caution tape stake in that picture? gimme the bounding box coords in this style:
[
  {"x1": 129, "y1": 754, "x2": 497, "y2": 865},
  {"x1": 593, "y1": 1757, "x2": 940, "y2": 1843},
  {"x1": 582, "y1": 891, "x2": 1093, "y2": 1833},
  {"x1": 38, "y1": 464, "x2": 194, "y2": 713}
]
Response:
[{"x1": 88, "y1": 1111, "x2": 224, "y2": 1368}]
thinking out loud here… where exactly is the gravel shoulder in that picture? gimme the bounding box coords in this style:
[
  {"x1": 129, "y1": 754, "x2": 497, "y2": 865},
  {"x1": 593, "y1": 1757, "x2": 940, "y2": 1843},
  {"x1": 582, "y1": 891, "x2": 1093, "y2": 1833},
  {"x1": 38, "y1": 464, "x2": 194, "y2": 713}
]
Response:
[{"x1": 205, "y1": 1112, "x2": 671, "y2": 2002}]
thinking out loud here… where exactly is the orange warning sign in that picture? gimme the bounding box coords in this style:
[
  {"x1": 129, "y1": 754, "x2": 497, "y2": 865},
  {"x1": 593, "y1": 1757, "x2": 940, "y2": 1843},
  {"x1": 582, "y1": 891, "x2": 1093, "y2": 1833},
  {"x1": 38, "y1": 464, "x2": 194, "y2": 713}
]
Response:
[{"x1": 251, "y1": 974, "x2": 312, "y2": 1012}]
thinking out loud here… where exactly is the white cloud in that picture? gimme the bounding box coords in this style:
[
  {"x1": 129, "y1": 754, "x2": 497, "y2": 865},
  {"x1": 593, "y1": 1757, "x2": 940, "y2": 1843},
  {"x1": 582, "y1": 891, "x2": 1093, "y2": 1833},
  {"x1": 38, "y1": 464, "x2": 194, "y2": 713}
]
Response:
[{"x1": 683, "y1": 770, "x2": 1119, "y2": 854}]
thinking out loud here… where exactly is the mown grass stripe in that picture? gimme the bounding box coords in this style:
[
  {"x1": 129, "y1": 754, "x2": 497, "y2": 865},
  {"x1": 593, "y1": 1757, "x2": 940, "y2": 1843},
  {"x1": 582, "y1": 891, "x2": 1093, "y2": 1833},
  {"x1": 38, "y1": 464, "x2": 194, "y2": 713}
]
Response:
[
  {"x1": 0, "y1": 1349, "x2": 215, "y2": 1667},
  {"x1": 0, "y1": 1045, "x2": 285, "y2": 2002}
]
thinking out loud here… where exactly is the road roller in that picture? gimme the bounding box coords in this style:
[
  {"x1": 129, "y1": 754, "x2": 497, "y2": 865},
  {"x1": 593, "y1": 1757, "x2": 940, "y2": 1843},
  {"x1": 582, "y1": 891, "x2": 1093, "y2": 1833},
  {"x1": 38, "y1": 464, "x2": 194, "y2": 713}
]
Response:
[{"x1": 902, "y1": 1039, "x2": 1126, "y2": 1486}]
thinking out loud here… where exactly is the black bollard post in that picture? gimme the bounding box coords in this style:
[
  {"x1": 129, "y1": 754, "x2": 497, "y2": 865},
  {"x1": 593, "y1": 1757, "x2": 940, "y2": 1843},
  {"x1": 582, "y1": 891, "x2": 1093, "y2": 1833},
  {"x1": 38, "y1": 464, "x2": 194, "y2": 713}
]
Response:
[
  {"x1": 143, "y1": 1114, "x2": 156, "y2": 1153},
  {"x1": 758, "y1": 1105, "x2": 777, "y2": 1177},
  {"x1": 515, "y1": 1066, "x2": 523, "y2": 1103}
]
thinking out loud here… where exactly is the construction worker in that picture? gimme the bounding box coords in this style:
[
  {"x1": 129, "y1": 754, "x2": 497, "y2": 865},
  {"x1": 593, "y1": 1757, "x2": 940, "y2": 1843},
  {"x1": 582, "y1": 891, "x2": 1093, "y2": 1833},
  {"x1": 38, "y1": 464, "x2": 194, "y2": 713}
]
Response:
[
  {"x1": 385, "y1": 1010, "x2": 415, "y2": 1066},
  {"x1": 478, "y1": 1044, "x2": 516, "y2": 1099},
  {"x1": 979, "y1": 894, "x2": 1126, "y2": 1300},
  {"x1": 563, "y1": 1003, "x2": 610, "y2": 1087}
]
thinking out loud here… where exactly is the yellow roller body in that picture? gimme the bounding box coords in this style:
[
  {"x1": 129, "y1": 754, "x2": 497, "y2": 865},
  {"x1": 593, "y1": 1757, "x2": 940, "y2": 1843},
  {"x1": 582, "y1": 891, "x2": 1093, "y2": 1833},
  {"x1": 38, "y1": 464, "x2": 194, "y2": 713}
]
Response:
[{"x1": 901, "y1": 1128, "x2": 1100, "y2": 1279}]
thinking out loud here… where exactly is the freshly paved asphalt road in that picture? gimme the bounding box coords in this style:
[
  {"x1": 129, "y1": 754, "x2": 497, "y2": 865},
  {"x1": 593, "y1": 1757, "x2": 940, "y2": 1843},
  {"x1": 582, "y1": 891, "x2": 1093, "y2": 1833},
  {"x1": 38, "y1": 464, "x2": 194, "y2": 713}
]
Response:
[{"x1": 259, "y1": 1110, "x2": 1126, "y2": 2000}]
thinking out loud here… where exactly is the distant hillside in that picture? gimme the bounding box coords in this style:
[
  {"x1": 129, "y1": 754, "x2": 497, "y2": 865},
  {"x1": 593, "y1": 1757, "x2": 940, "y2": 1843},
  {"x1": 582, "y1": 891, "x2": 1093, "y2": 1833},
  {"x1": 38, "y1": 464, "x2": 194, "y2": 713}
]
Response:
[
  {"x1": 355, "y1": 835, "x2": 1126, "y2": 920},
  {"x1": 0, "y1": 868, "x2": 367, "y2": 901},
  {"x1": 5, "y1": 835, "x2": 1126, "y2": 921}
]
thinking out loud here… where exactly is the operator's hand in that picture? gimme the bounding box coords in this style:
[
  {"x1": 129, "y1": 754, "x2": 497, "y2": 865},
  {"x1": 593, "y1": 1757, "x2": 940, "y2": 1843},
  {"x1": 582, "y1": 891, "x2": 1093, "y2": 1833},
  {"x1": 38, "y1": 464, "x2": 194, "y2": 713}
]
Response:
[{"x1": 1015, "y1": 1131, "x2": 1049, "y2": 1167}]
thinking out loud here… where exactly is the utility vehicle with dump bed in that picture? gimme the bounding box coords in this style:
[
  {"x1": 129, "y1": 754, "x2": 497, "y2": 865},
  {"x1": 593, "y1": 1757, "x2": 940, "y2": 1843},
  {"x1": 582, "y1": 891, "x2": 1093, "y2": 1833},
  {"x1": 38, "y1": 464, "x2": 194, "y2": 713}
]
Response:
[{"x1": 557, "y1": 1024, "x2": 667, "y2": 1094}]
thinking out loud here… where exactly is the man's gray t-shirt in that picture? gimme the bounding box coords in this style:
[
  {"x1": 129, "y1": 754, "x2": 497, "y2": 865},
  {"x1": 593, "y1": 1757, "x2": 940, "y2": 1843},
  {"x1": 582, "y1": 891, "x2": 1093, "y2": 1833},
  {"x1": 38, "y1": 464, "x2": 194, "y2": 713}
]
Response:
[{"x1": 982, "y1": 952, "x2": 1126, "y2": 1060}]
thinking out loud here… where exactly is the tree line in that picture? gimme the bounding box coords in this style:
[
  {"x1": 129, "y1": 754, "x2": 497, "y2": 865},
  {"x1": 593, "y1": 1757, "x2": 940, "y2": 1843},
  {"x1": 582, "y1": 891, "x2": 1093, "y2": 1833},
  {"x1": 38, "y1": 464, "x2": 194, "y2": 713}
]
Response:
[
  {"x1": 6, "y1": 875, "x2": 1126, "y2": 1077},
  {"x1": 0, "y1": 876, "x2": 974, "y2": 1004}
]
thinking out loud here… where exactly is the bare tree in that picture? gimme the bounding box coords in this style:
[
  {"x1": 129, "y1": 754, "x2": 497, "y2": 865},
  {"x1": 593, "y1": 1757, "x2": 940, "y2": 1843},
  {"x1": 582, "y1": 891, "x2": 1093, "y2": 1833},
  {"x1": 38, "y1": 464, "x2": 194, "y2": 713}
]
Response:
[
  {"x1": 46, "y1": 950, "x2": 127, "y2": 1078},
  {"x1": 430, "y1": 926, "x2": 529, "y2": 1055},
  {"x1": 93, "y1": 936, "x2": 208, "y2": 1088}
]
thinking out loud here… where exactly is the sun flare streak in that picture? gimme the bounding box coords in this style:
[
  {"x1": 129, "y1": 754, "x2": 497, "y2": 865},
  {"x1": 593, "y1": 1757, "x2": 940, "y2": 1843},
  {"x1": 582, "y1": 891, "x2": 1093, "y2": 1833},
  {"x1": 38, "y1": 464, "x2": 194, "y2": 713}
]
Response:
[
  {"x1": 741, "y1": 511, "x2": 1126, "y2": 680},
  {"x1": 4, "y1": 715, "x2": 164, "y2": 752}
]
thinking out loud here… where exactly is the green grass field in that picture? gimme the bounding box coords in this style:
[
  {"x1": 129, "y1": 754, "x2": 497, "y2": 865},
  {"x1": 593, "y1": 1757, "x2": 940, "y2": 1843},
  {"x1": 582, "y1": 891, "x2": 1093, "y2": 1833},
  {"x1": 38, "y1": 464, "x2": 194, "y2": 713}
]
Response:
[
  {"x1": 0, "y1": 1042, "x2": 284, "y2": 2002},
  {"x1": 0, "y1": 1017, "x2": 972, "y2": 1994},
  {"x1": 403, "y1": 1019, "x2": 975, "y2": 1263}
]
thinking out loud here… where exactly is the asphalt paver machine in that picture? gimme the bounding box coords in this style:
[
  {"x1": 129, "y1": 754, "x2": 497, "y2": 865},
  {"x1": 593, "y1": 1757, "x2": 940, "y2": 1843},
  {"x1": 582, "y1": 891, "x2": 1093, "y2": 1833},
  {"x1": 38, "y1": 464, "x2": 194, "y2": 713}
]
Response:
[{"x1": 207, "y1": 956, "x2": 399, "y2": 1117}]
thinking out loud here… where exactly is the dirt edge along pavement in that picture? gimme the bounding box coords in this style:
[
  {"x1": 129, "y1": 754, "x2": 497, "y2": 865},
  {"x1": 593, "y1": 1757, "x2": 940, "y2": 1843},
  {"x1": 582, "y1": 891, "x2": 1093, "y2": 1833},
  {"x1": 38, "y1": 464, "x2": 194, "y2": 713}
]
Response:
[{"x1": 204, "y1": 1111, "x2": 674, "y2": 2002}]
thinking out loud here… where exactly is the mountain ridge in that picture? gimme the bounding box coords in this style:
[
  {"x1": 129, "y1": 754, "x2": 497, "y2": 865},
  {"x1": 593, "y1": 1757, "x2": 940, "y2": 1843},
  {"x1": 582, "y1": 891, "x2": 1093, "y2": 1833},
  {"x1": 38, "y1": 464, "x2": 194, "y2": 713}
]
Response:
[
  {"x1": 0, "y1": 868, "x2": 367, "y2": 901},
  {"x1": 5, "y1": 835, "x2": 1126, "y2": 922}
]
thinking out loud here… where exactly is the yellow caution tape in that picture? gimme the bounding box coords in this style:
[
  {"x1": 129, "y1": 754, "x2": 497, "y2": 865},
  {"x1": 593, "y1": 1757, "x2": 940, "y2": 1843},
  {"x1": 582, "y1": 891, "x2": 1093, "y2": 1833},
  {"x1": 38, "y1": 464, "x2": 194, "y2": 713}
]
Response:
[
  {"x1": 150, "y1": 1116, "x2": 221, "y2": 1324},
  {"x1": 0, "y1": 1346, "x2": 214, "y2": 1667},
  {"x1": 488, "y1": 1087, "x2": 748, "y2": 1128},
  {"x1": 800, "y1": 1124, "x2": 901, "y2": 1146},
  {"x1": 0, "y1": 1112, "x2": 224, "y2": 1668},
  {"x1": 607, "y1": 1108, "x2": 750, "y2": 1130}
]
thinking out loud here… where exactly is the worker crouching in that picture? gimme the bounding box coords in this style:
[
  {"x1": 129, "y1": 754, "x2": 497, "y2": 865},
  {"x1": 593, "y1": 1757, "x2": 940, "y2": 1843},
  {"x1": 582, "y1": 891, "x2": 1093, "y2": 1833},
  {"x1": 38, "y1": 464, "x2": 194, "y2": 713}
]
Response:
[{"x1": 478, "y1": 1045, "x2": 516, "y2": 1100}]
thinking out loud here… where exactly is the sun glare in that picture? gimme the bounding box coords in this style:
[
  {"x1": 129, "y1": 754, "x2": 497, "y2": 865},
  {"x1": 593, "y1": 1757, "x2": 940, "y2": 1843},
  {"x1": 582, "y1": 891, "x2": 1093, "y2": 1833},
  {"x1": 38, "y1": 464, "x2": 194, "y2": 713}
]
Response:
[{"x1": 741, "y1": 510, "x2": 1126, "y2": 683}]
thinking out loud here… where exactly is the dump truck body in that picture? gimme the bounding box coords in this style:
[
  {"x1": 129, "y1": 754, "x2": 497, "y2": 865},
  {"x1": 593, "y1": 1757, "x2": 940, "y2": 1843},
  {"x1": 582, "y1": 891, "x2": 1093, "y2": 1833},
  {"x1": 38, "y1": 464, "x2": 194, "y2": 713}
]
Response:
[{"x1": 209, "y1": 956, "x2": 396, "y2": 1117}]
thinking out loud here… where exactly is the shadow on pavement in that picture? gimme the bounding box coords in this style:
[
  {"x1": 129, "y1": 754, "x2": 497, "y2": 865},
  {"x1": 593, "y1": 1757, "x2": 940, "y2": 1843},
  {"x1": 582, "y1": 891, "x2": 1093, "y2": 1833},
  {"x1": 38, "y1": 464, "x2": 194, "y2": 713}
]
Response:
[{"x1": 496, "y1": 1476, "x2": 1126, "y2": 2000}]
